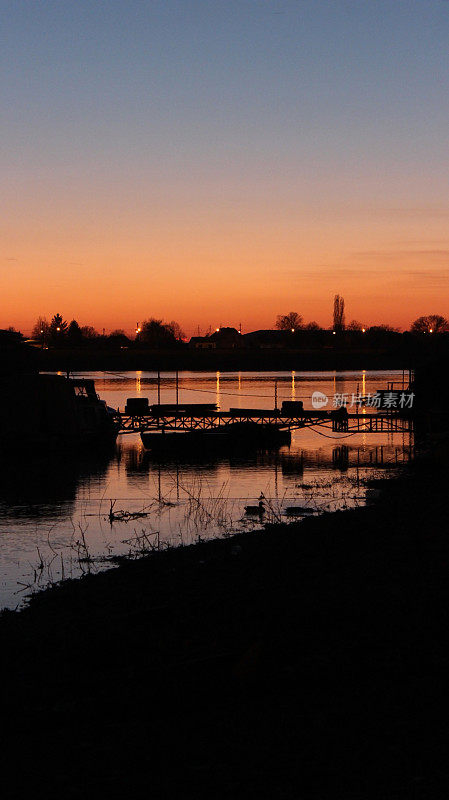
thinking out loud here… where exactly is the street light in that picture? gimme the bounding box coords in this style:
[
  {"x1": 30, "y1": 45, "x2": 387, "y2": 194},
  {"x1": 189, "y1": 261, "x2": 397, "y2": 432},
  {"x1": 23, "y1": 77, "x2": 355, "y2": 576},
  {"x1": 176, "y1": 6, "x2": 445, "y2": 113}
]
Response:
[{"x1": 362, "y1": 328, "x2": 366, "y2": 333}]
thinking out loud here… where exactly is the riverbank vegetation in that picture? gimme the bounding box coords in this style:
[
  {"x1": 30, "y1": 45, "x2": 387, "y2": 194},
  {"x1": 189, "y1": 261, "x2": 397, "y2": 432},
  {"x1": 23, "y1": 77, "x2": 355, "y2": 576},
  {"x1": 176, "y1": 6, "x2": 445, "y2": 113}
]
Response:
[{"x1": 1, "y1": 444, "x2": 449, "y2": 797}]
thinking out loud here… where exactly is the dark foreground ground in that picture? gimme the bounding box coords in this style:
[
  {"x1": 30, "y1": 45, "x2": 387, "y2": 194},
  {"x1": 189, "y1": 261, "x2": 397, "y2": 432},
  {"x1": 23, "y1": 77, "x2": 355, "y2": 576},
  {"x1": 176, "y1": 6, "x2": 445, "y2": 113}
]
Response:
[{"x1": 1, "y1": 445, "x2": 449, "y2": 798}]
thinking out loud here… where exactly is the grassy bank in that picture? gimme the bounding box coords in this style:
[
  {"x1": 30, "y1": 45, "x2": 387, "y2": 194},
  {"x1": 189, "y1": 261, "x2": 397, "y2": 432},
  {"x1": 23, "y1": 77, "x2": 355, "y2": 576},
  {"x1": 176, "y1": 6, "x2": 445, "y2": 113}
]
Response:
[{"x1": 1, "y1": 450, "x2": 449, "y2": 798}]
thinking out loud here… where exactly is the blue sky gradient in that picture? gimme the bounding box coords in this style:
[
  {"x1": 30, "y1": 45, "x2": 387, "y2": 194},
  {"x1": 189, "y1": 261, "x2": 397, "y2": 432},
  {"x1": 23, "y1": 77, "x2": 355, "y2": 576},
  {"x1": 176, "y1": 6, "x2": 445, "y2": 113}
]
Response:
[{"x1": 2, "y1": 0, "x2": 449, "y2": 333}]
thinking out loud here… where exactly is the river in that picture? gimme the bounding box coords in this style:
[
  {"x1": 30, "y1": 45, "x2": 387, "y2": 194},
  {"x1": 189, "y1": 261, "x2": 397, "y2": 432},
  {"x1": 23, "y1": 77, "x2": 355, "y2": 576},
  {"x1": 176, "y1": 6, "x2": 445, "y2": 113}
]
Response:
[{"x1": 0, "y1": 369, "x2": 413, "y2": 608}]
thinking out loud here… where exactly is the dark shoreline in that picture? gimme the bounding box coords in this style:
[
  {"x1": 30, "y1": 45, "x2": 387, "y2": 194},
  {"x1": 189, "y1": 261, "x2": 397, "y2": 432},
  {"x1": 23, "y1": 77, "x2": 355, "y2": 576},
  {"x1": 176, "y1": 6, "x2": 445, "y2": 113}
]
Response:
[
  {"x1": 1, "y1": 448, "x2": 449, "y2": 798},
  {"x1": 35, "y1": 346, "x2": 413, "y2": 372}
]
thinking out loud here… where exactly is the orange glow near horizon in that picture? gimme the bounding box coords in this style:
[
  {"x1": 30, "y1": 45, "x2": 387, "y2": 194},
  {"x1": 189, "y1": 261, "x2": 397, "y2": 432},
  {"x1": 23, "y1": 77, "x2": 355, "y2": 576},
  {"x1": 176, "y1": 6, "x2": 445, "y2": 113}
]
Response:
[{"x1": 3, "y1": 204, "x2": 449, "y2": 337}]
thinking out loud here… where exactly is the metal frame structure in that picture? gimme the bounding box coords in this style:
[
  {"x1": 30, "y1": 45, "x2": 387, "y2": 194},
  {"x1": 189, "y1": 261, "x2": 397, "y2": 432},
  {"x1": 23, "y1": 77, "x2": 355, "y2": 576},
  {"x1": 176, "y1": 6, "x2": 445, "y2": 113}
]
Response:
[{"x1": 113, "y1": 410, "x2": 413, "y2": 435}]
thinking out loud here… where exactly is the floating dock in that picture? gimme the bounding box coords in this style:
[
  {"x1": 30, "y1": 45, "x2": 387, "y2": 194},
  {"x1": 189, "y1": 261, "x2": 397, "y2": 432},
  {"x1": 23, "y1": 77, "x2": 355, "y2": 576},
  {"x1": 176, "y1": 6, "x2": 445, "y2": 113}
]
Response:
[{"x1": 113, "y1": 405, "x2": 413, "y2": 437}]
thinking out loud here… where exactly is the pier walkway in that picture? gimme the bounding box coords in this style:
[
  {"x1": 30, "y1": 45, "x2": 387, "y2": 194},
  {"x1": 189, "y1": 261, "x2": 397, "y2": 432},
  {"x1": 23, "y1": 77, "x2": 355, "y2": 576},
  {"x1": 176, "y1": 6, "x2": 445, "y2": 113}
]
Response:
[{"x1": 113, "y1": 409, "x2": 413, "y2": 436}]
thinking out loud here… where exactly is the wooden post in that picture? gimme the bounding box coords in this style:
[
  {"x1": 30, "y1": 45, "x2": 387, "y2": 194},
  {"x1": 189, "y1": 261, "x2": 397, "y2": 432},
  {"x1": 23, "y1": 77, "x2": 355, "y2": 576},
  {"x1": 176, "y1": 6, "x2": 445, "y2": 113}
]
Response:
[{"x1": 157, "y1": 370, "x2": 161, "y2": 405}]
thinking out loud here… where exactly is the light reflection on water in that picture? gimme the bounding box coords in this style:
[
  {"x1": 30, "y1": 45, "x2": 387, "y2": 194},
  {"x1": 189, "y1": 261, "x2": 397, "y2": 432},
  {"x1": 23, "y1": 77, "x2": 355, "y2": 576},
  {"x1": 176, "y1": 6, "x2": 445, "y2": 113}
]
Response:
[{"x1": 0, "y1": 370, "x2": 412, "y2": 608}]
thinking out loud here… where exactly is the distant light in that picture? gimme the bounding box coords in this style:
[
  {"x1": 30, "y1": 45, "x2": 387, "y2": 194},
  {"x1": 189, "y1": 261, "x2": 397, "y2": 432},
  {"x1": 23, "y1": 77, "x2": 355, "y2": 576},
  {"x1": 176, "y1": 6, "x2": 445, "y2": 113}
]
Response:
[
  {"x1": 362, "y1": 328, "x2": 366, "y2": 333},
  {"x1": 429, "y1": 328, "x2": 433, "y2": 333},
  {"x1": 332, "y1": 331, "x2": 336, "y2": 335},
  {"x1": 216, "y1": 327, "x2": 220, "y2": 332},
  {"x1": 291, "y1": 328, "x2": 295, "y2": 333},
  {"x1": 56, "y1": 327, "x2": 60, "y2": 332}
]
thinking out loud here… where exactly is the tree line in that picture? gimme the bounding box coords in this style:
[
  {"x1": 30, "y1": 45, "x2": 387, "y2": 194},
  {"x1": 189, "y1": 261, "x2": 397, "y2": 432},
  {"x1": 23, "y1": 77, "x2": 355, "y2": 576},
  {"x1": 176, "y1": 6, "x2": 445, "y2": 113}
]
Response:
[
  {"x1": 31, "y1": 315, "x2": 185, "y2": 347},
  {"x1": 15, "y1": 308, "x2": 449, "y2": 348},
  {"x1": 276, "y1": 308, "x2": 449, "y2": 334}
]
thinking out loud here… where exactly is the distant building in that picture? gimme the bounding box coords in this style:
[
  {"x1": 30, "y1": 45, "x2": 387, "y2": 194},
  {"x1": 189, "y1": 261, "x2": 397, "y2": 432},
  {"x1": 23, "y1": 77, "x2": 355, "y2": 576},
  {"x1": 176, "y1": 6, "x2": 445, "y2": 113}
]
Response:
[
  {"x1": 189, "y1": 327, "x2": 330, "y2": 351},
  {"x1": 209, "y1": 327, "x2": 242, "y2": 348},
  {"x1": 243, "y1": 330, "x2": 291, "y2": 349},
  {"x1": 189, "y1": 327, "x2": 242, "y2": 350},
  {"x1": 243, "y1": 328, "x2": 330, "y2": 349},
  {"x1": 0, "y1": 329, "x2": 23, "y2": 345},
  {"x1": 188, "y1": 336, "x2": 216, "y2": 350}
]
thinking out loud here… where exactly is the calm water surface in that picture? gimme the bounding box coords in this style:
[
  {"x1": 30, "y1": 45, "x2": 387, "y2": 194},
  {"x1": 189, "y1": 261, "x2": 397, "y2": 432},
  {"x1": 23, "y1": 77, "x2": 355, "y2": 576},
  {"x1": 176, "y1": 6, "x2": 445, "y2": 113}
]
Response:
[{"x1": 0, "y1": 370, "x2": 413, "y2": 608}]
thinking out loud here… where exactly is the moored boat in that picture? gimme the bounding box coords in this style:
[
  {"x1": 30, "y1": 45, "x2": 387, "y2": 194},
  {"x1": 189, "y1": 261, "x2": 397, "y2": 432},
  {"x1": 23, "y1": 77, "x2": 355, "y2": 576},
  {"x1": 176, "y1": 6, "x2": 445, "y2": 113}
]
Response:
[{"x1": 0, "y1": 373, "x2": 119, "y2": 449}]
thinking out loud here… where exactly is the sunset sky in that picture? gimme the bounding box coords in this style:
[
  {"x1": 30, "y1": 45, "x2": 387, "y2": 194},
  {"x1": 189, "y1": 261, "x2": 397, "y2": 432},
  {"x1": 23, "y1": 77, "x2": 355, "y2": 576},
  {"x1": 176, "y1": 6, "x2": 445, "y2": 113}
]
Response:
[{"x1": 2, "y1": 0, "x2": 449, "y2": 336}]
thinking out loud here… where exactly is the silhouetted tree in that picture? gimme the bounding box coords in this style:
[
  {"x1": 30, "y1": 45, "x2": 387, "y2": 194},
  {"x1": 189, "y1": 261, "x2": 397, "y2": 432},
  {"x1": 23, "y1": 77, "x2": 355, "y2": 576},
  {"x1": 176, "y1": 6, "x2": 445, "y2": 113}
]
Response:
[
  {"x1": 80, "y1": 325, "x2": 99, "y2": 340},
  {"x1": 32, "y1": 316, "x2": 49, "y2": 343},
  {"x1": 49, "y1": 314, "x2": 68, "y2": 345},
  {"x1": 411, "y1": 314, "x2": 449, "y2": 333},
  {"x1": 275, "y1": 312, "x2": 303, "y2": 331},
  {"x1": 347, "y1": 320, "x2": 363, "y2": 331},
  {"x1": 333, "y1": 295, "x2": 345, "y2": 331},
  {"x1": 365, "y1": 326, "x2": 400, "y2": 346},
  {"x1": 304, "y1": 321, "x2": 320, "y2": 330},
  {"x1": 166, "y1": 320, "x2": 185, "y2": 341},
  {"x1": 67, "y1": 320, "x2": 82, "y2": 344},
  {"x1": 140, "y1": 318, "x2": 177, "y2": 347},
  {"x1": 368, "y1": 325, "x2": 398, "y2": 333},
  {"x1": 107, "y1": 330, "x2": 130, "y2": 347}
]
